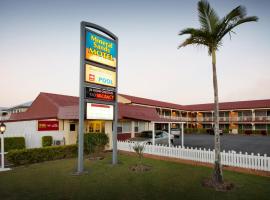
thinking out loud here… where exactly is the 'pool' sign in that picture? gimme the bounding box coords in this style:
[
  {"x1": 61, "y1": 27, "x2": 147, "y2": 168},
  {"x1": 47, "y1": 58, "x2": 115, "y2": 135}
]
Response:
[
  {"x1": 85, "y1": 64, "x2": 116, "y2": 87},
  {"x1": 85, "y1": 31, "x2": 117, "y2": 68}
]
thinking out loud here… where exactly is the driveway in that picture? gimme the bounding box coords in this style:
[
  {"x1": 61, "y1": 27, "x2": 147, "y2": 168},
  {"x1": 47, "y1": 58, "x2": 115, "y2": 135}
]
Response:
[{"x1": 173, "y1": 134, "x2": 270, "y2": 155}]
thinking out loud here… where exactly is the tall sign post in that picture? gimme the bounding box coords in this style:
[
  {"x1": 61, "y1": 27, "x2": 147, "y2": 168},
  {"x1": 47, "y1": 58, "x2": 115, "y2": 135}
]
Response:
[{"x1": 77, "y1": 21, "x2": 118, "y2": 174}]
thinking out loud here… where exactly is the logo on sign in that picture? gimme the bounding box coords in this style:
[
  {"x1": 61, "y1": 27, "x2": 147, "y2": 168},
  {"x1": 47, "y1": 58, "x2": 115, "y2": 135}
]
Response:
[
  {"x1": 38, "y1": 121, "x2": 59, "y2": 131},
  {"x1": 89, "y1": 74, "x2": 95, "y2": 81}
]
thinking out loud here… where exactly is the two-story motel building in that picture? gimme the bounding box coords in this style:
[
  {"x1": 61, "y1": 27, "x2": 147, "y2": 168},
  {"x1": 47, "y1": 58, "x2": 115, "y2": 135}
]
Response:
[{"x1": 4, "y1": 92, "x2": 270, "y2": 148}]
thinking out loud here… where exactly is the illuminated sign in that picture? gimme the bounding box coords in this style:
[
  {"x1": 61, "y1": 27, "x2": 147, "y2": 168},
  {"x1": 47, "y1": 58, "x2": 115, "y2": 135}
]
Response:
[
  {"x1": 85, "y1": 87, "x2": 115, "y2": 102},
  {"x1": 85, "y1": 64, "x2": 116, "y2": 87},
  {"x1": 38, "y1": 120, "x2": 59, "y2": 131},
  {"x1": 85, "y1": 31, "x2": 117, "y2": 68},
  {"x1": 86, "y1": 103, "x2": 114, "y2": 120}
]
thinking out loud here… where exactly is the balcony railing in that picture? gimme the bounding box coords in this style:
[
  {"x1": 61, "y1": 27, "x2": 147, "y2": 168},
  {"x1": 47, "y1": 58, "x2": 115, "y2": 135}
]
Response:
[
  {"x1": 159, "y1": 115, "x2": 270, "y2": 122},
  {"x1": 255, "y1": 116, "x2": 270, "y2": 122}
]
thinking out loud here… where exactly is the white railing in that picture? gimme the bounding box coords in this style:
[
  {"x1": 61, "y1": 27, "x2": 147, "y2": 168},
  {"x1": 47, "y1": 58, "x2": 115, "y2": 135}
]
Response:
[
  {"x1": 118, "y1": 141, "x2": 270, "y2": 172},
  {"x1": 159, "y1": 115, "x2": 270, "y2": 122}
]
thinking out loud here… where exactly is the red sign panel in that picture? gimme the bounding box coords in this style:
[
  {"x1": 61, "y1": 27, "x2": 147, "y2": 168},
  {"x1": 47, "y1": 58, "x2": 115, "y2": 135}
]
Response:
[
  {"x1": 85, "y1": 87, "x2": 115, "y2": 102},
  {"x1": 38, "y1": 120, "x2": 59, "y2": 131}
]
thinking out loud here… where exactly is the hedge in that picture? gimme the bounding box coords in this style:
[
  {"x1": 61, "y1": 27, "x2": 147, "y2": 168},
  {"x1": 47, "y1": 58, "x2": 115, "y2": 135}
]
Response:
[
  {"x1": 84, "y1": 133, "x2": 109, "y2": 153},
  {"x1": 7, "y1": 145, "x2": 77, "y2": 166},
  {"x1": 42, "y1": 136, "x2": 53, "y2": 147},
  {"x1": 184, "y1": 128, "x2": 208, "y2": 134},
  {"x1": 0, "y1": 137, "x2": 25, "y2": 152}
]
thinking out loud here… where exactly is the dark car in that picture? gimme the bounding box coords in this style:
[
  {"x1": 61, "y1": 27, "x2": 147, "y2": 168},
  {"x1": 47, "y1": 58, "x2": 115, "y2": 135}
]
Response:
[{"x1": 207, "y1": 128, "x2": 223, "y2": 135}]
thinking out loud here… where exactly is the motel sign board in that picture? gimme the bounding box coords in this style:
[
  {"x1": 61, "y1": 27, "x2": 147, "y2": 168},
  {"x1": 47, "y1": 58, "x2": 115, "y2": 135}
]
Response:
[
  {"x1": 77, "y1": 22, "x2": 118, "y2": 173},
  {"x1": 85, "y1": 31, "x2": 117, "y2": 68},
  {"x1": 86, "y1": 103, "x2": 114, "y2": 120}
]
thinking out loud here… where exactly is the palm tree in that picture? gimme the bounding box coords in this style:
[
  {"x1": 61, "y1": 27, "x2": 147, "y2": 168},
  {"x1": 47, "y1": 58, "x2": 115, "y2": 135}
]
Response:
[{"x1": 178, "y1": 0, "x2": 258, "y2": 184}]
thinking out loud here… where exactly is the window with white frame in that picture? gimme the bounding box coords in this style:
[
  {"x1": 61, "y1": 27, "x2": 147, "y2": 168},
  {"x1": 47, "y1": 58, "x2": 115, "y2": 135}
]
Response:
[
  {"x1": 134, "y1": 121, "x2": 139, "y2": 132},
  {"x1": 138, "y1": 121, "x2": 146, "y2": 132},
  {"x1": 122, "y1": 121, "x2": 131, "y2": 133}
]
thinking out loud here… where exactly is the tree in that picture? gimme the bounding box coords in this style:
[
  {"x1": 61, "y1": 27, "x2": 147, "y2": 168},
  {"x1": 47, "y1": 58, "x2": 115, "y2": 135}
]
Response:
[{"x1": 178, "y1": 0, "x2": 258, "y2": 184}]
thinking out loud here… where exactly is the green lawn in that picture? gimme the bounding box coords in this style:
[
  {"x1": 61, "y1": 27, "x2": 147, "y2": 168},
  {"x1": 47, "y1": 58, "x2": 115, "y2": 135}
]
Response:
[{"x1": 0, "y1": 153, "x2": 269, "y2": 200}]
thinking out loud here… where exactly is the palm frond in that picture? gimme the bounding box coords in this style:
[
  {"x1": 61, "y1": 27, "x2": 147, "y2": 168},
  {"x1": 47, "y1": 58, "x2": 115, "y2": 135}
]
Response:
[
  {"x1": 178, "y1": 28, "x2": 199, "y2": 36},
  {"x1": 198, "y1": 0, "x2": 219, "y2": 33},
  {"x1": 178, "y1": 36, "x2": 208, "y2": 49},
  {"x1": 217, "y1": 16, "x2": 258, "y2": 42}
]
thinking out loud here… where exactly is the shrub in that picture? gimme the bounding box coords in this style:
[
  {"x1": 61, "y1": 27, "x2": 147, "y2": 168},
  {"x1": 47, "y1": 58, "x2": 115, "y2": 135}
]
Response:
[
  {"x1": 223, "y1": 128, "x2": 230, "y2": 134},
  {"x1": 7, "y1": 145, "x2": 77, "y2": 166},
  {"x1": 261, "y1": 130, "x2": 267, "y2": 136},
  {"x1": 244, "y1": 130, "x2": 252, "y2": 135},
  {"x1": 133, "y1": 142, "x2": 145, "y2": 165},
  {"x1": 184, "y1": 128, "x2": 207, "y2": 134},
  {"x1": 84, "y1": 133, "x2": 109, "y2": 154},
  {"x1": 0, "y1": 137, "x2": 25, "y2": 152},
  {"x1": 42, "y1": 136, "x2": 53, "y2": 147}
]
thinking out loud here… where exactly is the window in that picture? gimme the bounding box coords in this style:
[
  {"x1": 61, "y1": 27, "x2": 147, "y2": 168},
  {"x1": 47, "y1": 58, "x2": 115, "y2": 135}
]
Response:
[
  {"x1": 138, "y1": 121, "x2": 146, "y2": 132},
  {"x1": 134, "y1": 121, "x2": 139, "y2": 132},
  {"x1": 122, "y1": 122, "x2": 131, "y2": 133},
  {"x1": 117, "y1": 123, "x2": 122, "y2": 133},
  {"x1": 70, "y1": 124, "x2": 76, "y2": 131}
]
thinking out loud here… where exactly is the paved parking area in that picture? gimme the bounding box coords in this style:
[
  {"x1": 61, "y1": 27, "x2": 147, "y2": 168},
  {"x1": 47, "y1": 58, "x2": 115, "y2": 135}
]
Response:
[{"x1": 173, "y1": 134, "x2": 270, "y2": 155}]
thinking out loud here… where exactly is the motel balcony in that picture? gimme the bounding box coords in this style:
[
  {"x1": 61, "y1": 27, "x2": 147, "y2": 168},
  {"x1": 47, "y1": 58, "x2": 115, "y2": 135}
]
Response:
[
  {"x1": 254, "y1": 116, "x2": 270, "y2": 122},
  {"x1": 159, "y1": 115, "x2": 270, "y2": 123}
]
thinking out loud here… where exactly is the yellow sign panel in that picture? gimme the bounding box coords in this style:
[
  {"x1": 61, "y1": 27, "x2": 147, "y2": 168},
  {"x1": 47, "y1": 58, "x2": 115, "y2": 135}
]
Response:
[{"x1": 85, "y1": 64, "x2": 116, "y2": 87}]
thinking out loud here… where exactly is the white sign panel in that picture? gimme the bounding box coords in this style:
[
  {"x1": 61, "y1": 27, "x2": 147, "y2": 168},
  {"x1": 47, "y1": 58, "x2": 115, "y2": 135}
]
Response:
[{"x1": 86, "y1": 103, "x2": 114, "y2": 120}]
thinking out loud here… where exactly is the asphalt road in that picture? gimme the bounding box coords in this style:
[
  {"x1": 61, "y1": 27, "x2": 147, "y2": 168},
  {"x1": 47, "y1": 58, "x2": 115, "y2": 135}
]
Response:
[{"x1": 173, "y1": 134, "x2": 270, "y2": 155}]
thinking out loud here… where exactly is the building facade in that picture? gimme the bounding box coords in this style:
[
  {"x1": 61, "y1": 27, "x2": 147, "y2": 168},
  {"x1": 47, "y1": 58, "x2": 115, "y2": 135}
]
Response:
[{"x1": 3, "y1": 92, "x2": 270, "y2": 148}]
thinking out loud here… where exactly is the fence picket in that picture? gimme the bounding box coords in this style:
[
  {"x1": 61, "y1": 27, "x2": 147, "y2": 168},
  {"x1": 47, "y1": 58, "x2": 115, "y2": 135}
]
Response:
[{"x1": 117, "y1": 141, "x2": 270, "y2": 172}]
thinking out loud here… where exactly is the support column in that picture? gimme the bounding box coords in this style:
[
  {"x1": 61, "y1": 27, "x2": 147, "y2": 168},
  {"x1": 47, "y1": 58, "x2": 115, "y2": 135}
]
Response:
[
  {"x1": 131, "y1": 121, "x2": 135, "y2": 138},
  {"x1": 252, "y1": 109, "x2": 255, "y2": 122},
  {"x1": 168, "y1": 123, "x2": 171, "y2": 147},
  {"x1": 152, "y1": 122, "x2": 155, "y2": 145},
  {"x1": 252, "y1": 123, "x2": 255, "y2": 131},
  {"x1": 186, "y1": 112, "x2": 189, "y2": 128},
  {"x1": 181, "y1": 123, "x2": 184, "y2": 147}
]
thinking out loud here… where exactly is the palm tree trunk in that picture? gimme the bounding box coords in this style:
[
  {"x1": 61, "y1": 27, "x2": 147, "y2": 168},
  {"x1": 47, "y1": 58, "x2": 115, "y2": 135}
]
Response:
[{"x1": 212, "y1": 50, "x2": 223, "y2": 184}]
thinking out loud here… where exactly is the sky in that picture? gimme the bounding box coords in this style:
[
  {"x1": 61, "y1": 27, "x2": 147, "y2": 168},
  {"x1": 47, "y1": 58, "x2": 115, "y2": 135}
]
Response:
[{"x1": 0, "y1": 0, "x2": 270, "y2": 107}]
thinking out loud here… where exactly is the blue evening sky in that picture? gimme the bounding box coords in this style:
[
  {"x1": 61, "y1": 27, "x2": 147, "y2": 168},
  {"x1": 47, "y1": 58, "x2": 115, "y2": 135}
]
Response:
[{"x1": 0, "y1": 0, "x2": 269, "y2": 107}]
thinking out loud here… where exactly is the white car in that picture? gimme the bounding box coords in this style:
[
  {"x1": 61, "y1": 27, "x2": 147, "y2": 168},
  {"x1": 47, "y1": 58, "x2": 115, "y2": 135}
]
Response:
[{"x1": 128, "y1": 130, "x2": 174, "y2": 145}]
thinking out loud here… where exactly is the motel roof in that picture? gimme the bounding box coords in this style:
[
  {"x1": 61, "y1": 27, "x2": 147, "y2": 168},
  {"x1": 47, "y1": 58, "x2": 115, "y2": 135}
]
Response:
[
  {"x1": 119, "y1": 94, "x2": 185, "y2": 110},
  {"x1": 120, "y1": 94, "x2": 270, "y2": 112},
  {"x1": 7, "y1": 92, "x2": 270, "y2": 122},
  {"x1": 118, "y1": 103, "x2": 176, "y2": 122},
  {"x1": 184, "y1": 99, "x2": 270, "y2": 111},
  {"x1": 8, "y1": 92, "x2": 179, "y2": 122}
]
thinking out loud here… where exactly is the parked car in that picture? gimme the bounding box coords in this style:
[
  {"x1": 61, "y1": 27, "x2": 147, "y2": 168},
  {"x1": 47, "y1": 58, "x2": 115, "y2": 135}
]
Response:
[
  {"x1": 170, "y1": 128, "x2": 181, "y2": 138},
  {"x1": 128, "y1": 130, "x2": 174, "y2": 145},
  {"x1": 206, "y1": 128, "x2": 223, "y2": 135}
]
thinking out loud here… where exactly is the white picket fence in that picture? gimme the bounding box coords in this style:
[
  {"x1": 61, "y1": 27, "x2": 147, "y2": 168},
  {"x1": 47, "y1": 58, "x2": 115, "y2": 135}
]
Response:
[{"x1": 117, "y1": 141, "x2": 270, "y2": 172}]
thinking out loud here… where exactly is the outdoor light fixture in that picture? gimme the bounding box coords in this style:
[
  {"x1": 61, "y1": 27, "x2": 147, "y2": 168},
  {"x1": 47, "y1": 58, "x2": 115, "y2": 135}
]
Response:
[
  {"x1": 0, "y1": 122, "x2": 6, "y2": 134},
  {"x1": 0, "y1": 121, "x2": 10, "y2": 172}
]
